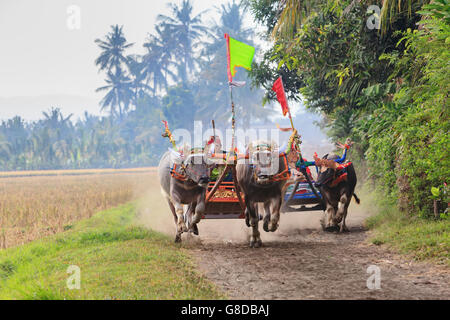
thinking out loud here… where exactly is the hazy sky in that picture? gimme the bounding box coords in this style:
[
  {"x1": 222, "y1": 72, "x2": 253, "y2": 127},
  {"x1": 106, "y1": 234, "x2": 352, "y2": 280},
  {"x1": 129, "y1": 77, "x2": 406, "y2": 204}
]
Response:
[{"x1": 0, "y1": 0, "x2": 232, "y2": 119}]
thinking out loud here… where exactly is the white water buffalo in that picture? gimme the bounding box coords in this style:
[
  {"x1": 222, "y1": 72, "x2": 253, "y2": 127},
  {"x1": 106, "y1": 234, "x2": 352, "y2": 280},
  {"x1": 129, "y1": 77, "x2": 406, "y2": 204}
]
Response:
[
  {"x1": 158, "y1": 150, "x2": 212, "y2": 242},
  {"x1": 236, "y1": 141, "x2": 291, "y2": 247},
  {"x1": 314, "y1": 153, "x2": 360, "y2": 232}
]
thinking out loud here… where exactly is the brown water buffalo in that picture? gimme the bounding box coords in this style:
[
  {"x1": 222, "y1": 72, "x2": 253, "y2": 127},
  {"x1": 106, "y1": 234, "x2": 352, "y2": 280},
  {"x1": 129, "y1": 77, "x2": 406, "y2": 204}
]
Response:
[
  {"x1": 236, "y1": 141, "x2": 291, "y2": 247},
  {"x1": 314, "y1": 153, "x2": 360, "y2": 233},
  {"x1": 158, "y1": 150, "x2": 212, "y2": 242}
]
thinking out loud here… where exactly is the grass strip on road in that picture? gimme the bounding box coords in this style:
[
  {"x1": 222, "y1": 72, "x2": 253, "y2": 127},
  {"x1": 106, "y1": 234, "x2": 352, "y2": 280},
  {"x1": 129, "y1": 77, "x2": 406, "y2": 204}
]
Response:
[{"x1": 0, "y1": 203, "x2": 224, "y2": 299}]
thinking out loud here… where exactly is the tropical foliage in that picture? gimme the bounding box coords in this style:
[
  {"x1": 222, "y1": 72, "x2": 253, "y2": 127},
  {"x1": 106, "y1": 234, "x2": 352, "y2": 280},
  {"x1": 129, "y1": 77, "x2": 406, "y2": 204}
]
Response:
[{"x1": 246, "y1": 0, "x2": 449, "y2": 217}]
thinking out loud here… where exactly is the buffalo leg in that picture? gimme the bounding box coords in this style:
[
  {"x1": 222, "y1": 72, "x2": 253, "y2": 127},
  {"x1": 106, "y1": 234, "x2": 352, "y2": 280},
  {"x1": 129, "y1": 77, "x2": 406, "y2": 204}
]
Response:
[
  {"x1": 190, "y1": 190, "x2": 206, "y2": 235},
  {"x1": 166, "y1": 198, "x2": 182, "y2": 242},
  {"x1": 320, "y1": 211, "x2": 327, "y2": 230},
  {"x1": 322, "y1": 204, "x2": 337, "y2": 231},
  {"x1": 245, "y1": 208, "x2": 250, "y2": 227},
  {"x1": 247, "y1": 200, "x2": 262, "y2": 248},
  {"x1": 340, "y1": 210, "x2": 349, "y2": 233},
  {"x1": 336, "y1": 194, "x2": 350, "y2": 233},
  {"x1": 263, "y1": 201, "x2": 271, "y2": 232},
  {"x1": 192, "y1": 189, "x2": 206, "y2": 225},
  {"x1": 166, "y1": 198, "x2": 177, "y2": 225},
  {"x1": 186, "y1": 203, "x2": 199, "y2": 235},
  {"x1": 173, "y1": 200, "x2": 188, "y2": 242},
  {"x1": 268, "y1": 196, "x2": 282, "y2": 232}
]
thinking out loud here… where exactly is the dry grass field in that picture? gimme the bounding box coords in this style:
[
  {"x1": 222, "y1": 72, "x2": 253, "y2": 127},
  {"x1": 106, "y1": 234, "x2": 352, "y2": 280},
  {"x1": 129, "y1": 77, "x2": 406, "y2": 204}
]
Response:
[{"x1": 0, "y1": 168, "x2": 156, "y2": 249}]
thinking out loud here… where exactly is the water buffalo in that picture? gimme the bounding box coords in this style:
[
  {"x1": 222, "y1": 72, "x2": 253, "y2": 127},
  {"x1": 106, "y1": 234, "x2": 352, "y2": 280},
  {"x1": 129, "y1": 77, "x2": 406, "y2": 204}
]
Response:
[
  {"x1": 236, "y1": 141, "x2": 290, "y2": 247},
  {"x1": 158, "y1": 150, "x2": 212, "y2": 242},
  {"x1": 314, "y1": 153, "x2": 360, "y2": 232}
]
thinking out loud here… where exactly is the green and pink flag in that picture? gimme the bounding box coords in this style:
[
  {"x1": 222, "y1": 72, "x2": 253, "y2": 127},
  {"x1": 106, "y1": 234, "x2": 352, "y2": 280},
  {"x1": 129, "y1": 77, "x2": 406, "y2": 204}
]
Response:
[{"x1": 224, "y1": 33, "x2": 255, "y2": 84}]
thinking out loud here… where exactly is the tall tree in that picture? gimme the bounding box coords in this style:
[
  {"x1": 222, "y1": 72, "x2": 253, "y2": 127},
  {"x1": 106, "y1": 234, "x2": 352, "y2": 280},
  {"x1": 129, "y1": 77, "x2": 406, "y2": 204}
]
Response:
[
  {"x1": 96, "y1": 69, "x2": 134, "y2": 119},
  {"x1": 162, "y1": 84, "x2": 197, "y2": 131},
  {"x1": 0, "y1": 116, "x2": 28, "y2": 161},
  {"x1": 127, "y1": 54, "x2": 152, "y2": 104},
  {"x1": 30, "y1": 108, "x2": 75, "y2": 168},
  {"x1": 142, "y1": 25, "x2": 177, "y2": 95},
  {"x1": 157, "y1": 0, "x2": 209, "y2": 82},
  {"x1": 195, "y1": 1, "x2": 273, "y2": 127},
  {"x1": 95, "y1": 25, "x2": 134, "y2": 73},
  {"x1": 95, "y1": 25, "x2": 135, "y2": 119}
]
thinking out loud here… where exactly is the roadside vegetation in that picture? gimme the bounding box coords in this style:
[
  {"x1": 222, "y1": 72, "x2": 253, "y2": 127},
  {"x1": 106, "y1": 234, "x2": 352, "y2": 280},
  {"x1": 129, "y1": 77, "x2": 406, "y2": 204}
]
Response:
[
  {"x1": 246, "y1": 0, "x2": 449, "y2": 260},
  {"x1": 360, "y1": 186, "x2": 450, "y2": 265},
  {"x1": 0, "y1": 170, "x2": 154, "y2": 249},
  {"x1": 0, "y1": 203, "x2": 223, "y2": 299}
]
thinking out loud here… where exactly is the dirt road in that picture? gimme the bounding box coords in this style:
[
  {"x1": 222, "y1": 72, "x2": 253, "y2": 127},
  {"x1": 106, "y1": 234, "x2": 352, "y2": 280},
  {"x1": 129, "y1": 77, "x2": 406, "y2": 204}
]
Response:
[
  {"x1": 188, "y1": 210, "x2": 450, "y2": 300},
  {"x1": 139, "y1": 184, "x2": 449, "y2": 300}
]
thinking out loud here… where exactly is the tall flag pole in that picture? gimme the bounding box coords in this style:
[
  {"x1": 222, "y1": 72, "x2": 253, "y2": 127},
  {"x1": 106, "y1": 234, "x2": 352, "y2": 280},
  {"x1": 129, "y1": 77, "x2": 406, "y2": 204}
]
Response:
[
  {"x1": 272, "y1": 76, "x2": 318, "y2": 205},
  {"x1": 224, "y1": 33, "x2": 255, "y2": 161},
  {"x1": 272, "y1": 76, "x2": 294, "y2": 130},
  {"x1": 272, "y1": 76, "x2": 301, "y2": 155}
]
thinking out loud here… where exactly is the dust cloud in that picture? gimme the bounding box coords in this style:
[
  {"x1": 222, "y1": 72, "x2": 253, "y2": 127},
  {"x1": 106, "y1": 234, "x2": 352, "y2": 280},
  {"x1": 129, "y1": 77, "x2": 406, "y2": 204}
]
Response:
[{"x1": 135, "y1": 173, "x2": 175, "y2": 235}]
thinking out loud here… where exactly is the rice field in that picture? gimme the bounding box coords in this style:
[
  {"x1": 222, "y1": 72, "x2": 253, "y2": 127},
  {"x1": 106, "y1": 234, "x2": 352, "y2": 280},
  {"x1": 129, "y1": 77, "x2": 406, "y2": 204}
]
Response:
[{"x1": 0, "y1": 168, "x2": 156, "y2": 249}]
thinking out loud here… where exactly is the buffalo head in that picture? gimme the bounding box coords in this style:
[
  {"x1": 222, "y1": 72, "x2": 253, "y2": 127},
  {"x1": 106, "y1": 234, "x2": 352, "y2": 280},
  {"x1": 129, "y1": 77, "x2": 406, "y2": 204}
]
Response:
[
  {"x1": 315, "y1": 154, "x2": 339, "y2": 187},
  {"x1": 182, "y1": 153, "x2": 212, "y2": 187},
  {"x1": 248, "y1": 141, "x2": 280, "y2": 185}
]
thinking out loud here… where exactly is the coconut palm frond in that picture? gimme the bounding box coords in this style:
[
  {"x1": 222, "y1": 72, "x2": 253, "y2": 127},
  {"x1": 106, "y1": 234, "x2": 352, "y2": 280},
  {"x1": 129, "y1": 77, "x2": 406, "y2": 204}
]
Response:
[{"x1": 271, "y1": 0, "x2": 316, "y2": 40}]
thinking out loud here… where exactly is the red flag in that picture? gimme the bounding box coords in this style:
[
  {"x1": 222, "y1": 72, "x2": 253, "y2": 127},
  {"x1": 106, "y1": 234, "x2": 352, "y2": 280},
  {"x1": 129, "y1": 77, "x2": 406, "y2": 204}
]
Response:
[{"x1": 272, "y1": 76, "x2": 289, "y2": 116}]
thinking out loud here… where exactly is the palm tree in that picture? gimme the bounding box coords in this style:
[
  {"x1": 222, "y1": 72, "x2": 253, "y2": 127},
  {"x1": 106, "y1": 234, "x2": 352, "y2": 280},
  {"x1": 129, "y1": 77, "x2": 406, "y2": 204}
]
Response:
[
  {"x1": 195, "y1": 1, "x2": 273, "y2": 127},
  {"x1": 0, "y1": 116, "x2": 28, "y2": 158},
  {"x1": 157, "y1": 0, "x2": 209, "y2": 82},
  {"x1": 0, "y1": 133, "x2": 11, "y2": 161},
  {"x1": 127, "y1": 55, "x2": 152, "y2": 104},
  {"x1": 202, "y1": 0, "x2": 253, "y2": 57},
  {"x1": 96, "y1": 69, "x2": 134, "y2": 119},
  {"x1": 142, "y1": 25, "x2": 177, "y2": 95},
  {"x1": 30, "y1": 108, "x2": 76, "y2": 168},
  {"x1": 95, "y1": 25, "x2": 136, "y2": 119},
  {"x1": 41, "y1": 108, "x2": 73, "y2": 131},
  {"x1": 95, "y1": 25, "x2": 134, "y2": 73},
  {"x1": 197, "y1": 1, "x2": 271, "y2": 127},
  {"x1": 271, "y1": 0, "x2": 316, "y2": 40}
]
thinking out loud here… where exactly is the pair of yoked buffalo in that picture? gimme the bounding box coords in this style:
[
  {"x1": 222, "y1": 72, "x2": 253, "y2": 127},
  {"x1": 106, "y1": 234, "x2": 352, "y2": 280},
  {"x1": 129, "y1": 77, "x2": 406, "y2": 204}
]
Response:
[{"x1": 158, "y1": 141, "x2": 358, "y2": 247}]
